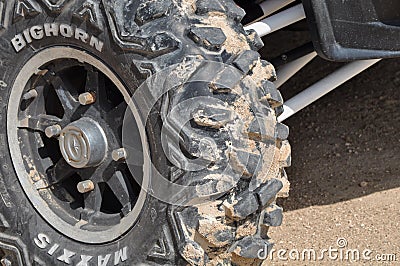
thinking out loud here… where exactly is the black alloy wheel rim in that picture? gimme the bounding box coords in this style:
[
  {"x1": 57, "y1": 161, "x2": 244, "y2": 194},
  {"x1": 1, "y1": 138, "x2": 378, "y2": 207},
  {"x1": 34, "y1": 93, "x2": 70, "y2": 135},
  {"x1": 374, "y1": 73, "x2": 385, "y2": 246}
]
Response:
[{"x1": 8, "y1": 48, "x2": 148, "y2": 243}]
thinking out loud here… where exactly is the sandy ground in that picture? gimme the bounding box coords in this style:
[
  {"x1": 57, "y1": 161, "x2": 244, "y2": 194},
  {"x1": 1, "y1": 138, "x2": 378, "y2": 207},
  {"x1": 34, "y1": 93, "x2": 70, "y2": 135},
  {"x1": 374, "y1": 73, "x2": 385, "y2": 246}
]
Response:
[{"x1": 259, "y1": 32, "x2": 400, "y2": 264}]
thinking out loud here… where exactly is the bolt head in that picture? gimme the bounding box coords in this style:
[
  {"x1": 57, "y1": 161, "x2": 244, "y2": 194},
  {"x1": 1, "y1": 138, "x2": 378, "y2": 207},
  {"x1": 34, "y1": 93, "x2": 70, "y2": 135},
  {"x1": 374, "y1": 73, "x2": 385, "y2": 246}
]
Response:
[
  {"x1": 1, "y1": 258, "x2": 11, "y2": 266},
  {"x1": 79, "y1": 92, "x2": 96, "y2": 105},
  {"x1": 77, "y1": 180, "x2": 95, "y2": 193},
  {"x1": 112, "y1": 148, "x2": 127, "y2": 162},
  {"x1": 45, "y1": 124, "x2": 62, "y2": 138},
  {"x1": 22, "y1": 89, "x2": 38, "y2": 100}
]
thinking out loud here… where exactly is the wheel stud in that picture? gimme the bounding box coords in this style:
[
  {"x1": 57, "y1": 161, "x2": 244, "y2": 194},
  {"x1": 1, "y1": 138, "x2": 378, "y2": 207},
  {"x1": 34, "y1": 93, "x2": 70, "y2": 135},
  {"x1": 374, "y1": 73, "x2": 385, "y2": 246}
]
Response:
[
  {"x1": 112, "y1": 148, "x2": 127, "y2": 162},
  {"x1": 22, "y1": 89, "x2": 38, "y2": 100},
  {"x1": 77, "y1": 180, "x2": 95, "y2": 193},
  {"x1": 79, "y1": 92, "x2": 96, "y2": 105},
  {"x1": 1, "y1": 258, "x2": 11, "y2": 266},
  {"x1": 45, "y1": 124, "x2": 62, "y2": 138}
]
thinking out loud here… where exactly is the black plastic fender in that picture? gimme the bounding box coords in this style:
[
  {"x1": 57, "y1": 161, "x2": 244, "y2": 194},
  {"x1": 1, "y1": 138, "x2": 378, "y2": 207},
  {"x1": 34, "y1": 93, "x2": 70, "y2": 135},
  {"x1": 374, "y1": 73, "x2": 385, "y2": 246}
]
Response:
[{"x1": 302, "y1": 0, "x2": 400, "y2": 61}]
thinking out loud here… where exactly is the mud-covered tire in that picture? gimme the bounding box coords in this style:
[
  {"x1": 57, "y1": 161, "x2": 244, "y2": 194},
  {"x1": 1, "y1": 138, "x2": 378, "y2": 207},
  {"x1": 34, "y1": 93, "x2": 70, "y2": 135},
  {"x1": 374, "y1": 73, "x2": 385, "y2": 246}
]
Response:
[{"x1": 0, "y1": 0, "x2": 290, "y2": 265}]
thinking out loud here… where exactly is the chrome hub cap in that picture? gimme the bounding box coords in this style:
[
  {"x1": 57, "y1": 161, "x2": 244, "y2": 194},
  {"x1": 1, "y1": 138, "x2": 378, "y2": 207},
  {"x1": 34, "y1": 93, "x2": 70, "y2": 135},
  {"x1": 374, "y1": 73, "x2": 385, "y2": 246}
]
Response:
[{"x1": 59, "y1": 118, "x2": 108, "y2": 168}]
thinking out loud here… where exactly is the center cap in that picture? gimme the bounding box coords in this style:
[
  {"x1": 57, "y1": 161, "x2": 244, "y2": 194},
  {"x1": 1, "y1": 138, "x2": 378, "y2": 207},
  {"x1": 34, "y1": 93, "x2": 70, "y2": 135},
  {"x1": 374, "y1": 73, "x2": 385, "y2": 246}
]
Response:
[{"x1": 59, "y1": 118, "x2": 108, "y2": 168}]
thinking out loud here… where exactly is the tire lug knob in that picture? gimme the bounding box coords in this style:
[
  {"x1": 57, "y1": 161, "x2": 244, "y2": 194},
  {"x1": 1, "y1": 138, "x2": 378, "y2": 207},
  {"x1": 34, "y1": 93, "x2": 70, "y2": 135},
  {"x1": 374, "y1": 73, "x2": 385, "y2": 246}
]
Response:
[
  {"x1": 112, "y1": 148, "x2": 127, "y2": 162},
  {"x1": 45, "y1": 125, "x2": 62, "y2": 138},
  {"x1": 77, "y1": 180, "x2": 95, "y2": 193},
  {"x1": 22, "y1": 89, "x2": 38, "y2": 100},
  {"x1": 79, "y1": 92, "x2": 96, "y2": 105}
]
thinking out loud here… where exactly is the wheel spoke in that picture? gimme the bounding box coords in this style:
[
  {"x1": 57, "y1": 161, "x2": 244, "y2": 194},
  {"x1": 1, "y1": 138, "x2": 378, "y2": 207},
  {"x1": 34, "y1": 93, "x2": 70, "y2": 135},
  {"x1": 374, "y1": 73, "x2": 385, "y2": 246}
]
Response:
[
  {"x1": 105, "y1": 101, "x2": 126, "y2": 130},
  {"x1": 32, "y1": 85, "x2": 46, "y2": 111},
  {"x1": 85, "y1": 68, "x2": 100, "y2": 93},
  {"x1": 83, "y1": 184, "x2": 102, "y2": 213},
  {"x1": 47, "y1": 158, "x2": 76, "y2": 185},
  {"x1": 85, "y1": 67, "x2": 115, "y2": 111},
  {"x1": 50, "y1": 185, "x2": 75, "y2": 203},
  {"x1": 79, "y1": 163, "x2": 133, "y2": 216},
  {"x1": 78, "y1": 160, "x2": 109, "y2": 182},
  {"x1": 107, "y1": 171, "x2": 132, "y2": 216},
  {"x1": 18, "y1": 114, "x2": 62, "y2": 132},
  {"x1": 109, "y1": 101, "x2": 127, "y2": 118},
  {"x1": 42, "y1": 72, "x2": 79, "y2": 118}
]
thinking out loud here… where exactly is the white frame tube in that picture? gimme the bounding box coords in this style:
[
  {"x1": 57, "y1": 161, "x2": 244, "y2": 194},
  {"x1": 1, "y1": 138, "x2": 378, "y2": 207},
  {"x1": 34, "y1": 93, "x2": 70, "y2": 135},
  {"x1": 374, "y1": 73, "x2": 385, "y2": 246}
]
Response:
[
  {"x1": 260, "y1": 0, "x2": 296, "y2": 17},
  {"x1": 278, "y1": 59, "x2": 381, "y2": 122},
  {"x1": 244, "y1": 4, "x2": 306, "y2": 37},
  {"x1": 275, "y1": 51, "x2": 317, "y2": 88}
]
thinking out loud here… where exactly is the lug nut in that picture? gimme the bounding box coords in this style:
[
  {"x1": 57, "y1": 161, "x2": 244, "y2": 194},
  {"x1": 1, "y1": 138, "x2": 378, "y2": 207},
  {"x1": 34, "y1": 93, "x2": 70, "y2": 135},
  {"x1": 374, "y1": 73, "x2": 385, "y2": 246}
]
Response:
[
  {"x1": 1, "y1": 258, "x2": 12, "y2": 266},
  {"x1": 77, "y1": 180, "x2": 95, "y2": 193},
  {"x1": 112, "y1": 148, "x2": 127, "y2": 161},
  {"x1": 22, "y1": 89, "x2": 38, "y2": 100},
  {"x1": 79, "y1": 92, "x2": 96, "y2": 105},
  {"x1": 45, "y1": 124, "x2": 62, "y2": 138}
]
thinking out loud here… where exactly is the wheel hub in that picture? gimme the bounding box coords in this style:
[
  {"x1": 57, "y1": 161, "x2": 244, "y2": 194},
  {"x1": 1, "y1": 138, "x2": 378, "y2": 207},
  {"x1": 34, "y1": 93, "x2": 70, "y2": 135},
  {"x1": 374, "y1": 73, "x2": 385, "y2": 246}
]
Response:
[{"x1": 59, "y1": 117, "x2": 108, "y2": 168}]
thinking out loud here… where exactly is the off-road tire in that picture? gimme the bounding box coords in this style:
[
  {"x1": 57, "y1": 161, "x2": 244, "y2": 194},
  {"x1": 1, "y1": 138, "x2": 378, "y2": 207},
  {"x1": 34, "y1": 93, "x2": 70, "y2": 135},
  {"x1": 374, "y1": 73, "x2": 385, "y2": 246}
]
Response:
[{"x1": 0, "y1": 0, "x2": 290, "y2": 265}]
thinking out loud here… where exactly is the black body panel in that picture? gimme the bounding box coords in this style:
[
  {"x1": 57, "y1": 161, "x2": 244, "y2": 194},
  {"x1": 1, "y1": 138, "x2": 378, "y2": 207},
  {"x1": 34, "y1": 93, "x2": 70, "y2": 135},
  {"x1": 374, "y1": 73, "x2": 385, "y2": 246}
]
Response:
[{"x1": 303, "y1": 0, "x2": 400, "y2": 61}]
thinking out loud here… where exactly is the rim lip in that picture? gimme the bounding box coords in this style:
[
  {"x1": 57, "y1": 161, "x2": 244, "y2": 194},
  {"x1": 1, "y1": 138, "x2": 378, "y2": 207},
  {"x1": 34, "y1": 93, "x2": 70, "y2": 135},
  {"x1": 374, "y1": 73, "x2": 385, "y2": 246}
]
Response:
[{"x1": 7, "y1": 46, "x2": 149, "y2": 244}]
